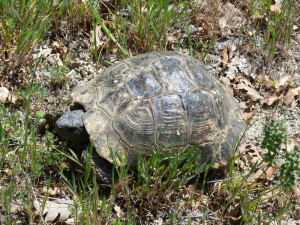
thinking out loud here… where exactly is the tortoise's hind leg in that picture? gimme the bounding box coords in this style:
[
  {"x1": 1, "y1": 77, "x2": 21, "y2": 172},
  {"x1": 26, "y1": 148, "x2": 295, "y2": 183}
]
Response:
[{"x1": 81, "y1": 149, "x2": 114, "y2": 189}]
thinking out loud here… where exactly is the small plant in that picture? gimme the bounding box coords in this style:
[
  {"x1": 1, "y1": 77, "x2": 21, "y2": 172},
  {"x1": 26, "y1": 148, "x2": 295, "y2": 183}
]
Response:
[
  {"x1": 223, "y1": 119, "x2": 299, "y2": 224},
  {"x1": 262, "y1": 120, "x2": 300, "y2": 189},
  {"x1": 47, "y1": 65, "x2": 70, "y2": 85}
]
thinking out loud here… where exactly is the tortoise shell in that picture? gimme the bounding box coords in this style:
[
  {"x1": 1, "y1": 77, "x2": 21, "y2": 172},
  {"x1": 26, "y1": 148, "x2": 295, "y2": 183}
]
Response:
[{"x1": 72, "y1": 51, "x2": 246, "y2": 166}]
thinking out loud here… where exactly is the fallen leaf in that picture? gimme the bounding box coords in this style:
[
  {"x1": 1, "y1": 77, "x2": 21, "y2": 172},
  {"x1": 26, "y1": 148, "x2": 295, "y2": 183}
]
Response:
[
  {"x1": 265, "y1": 166, "x2": 278, "y2": 181},
  {"x1": 0, "y1": 87, "x2": 17, "y2": 104},
  {"x1": 263, "y1": 93, "x2": 281, "y2": 106},
  {"x1": 237, "y1": 143, "x2": 277, "y2": 182},
  {"x1": 51, "y1": 41, "x2": 62, "y2": 50},
  {"x1": 242, "y1": 107, "x2": 257, "y2": 122},
  {"x1": 114, "y1": 205, "x2": 124, "y2": 218},
  {"x1": 270, "y1": 2, "x2": 282, "y2": 12},
  {"x1": 257, "y1": 74, "x2": 272, "y2": 88},
  {"x1": 274, "y1": 73, "x2": 293, "y2": 92},
  {"x1": 34, "y1": 199, "x2": 75, "y2": 223},
  {"x1": 292, "y1": 182, "x2": 300, "y2": 203},
  {"x1": 42, "y1": 186, "x2": 60, "y2": 196},
  {"x1": 51, "y1": 41, "x2": 68, "y2": 55},
  {"x1": 239, "y1": 78, "x2": 252, "y2": 87},
  {"x1": 0, "y1": 87, "x2": 10, "y2": 103},
  {"x1": 90, "y1": 25, "x2": 106, "y2": 49},
  {"x1": 218, "y1": 2, "x2": 245, "y2": 32},
  {"x1": 236, "y1": 83, "x2": 263, "y2": 101},
  {"x1": 226, "y1": 55, "x2": 251, "y2": 78},
  {"x1": 247, "y1": 162, "x2": 268, "y2": 183},
  {"x1": 236, "y1": 144, "x2": 263, "y2": 171},
  {"x1": 284, "y1": 87, "x2": 300, "y2": 105},
  {"x1": 181, "y1": 184, "x2": 197, "y2": 199},
  {"x1": 225, "y1": 55, "x2": 240, "y2": 79},
  {"x1": 220, "y1": 77, "x2": 233, "y2": 95},
  {"x1": 221, "y1": 47, "x2": 229, "y2": 67}
]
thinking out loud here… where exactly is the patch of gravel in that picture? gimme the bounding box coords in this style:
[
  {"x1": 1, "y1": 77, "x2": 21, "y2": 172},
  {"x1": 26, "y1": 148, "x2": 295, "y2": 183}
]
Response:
[{"x1": 245, "y1": 105, "x2": 300, "y2": 145}]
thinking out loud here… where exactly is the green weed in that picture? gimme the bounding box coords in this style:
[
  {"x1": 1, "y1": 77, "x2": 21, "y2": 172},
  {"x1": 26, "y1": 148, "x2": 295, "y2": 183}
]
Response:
[
  {"x1": 111, "y1": 0, "x2": 191, "y2": 53},
  {"x1": 46, "y1": 65, "x2": 70, "y2": 86},
  {"x1": 247, "y1": 0, "x2": 295, "y2": 60},
  {"x1": 223, "y1": 119, "x2": 299, "y2": 224}
]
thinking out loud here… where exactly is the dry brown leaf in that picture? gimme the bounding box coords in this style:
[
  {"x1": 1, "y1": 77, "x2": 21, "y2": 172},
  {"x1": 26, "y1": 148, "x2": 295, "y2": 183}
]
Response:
[
  {"x1": 265, "y1": 166, "x2": 278, "y2": 181},
  {"x1": 239, "y1": 78, "x2": 252, "y2": 87},
  {"x1": 34, "y1": 199, "x2": 74, "y2": 223},
  {"x1": 274, "y1": 73, "x2": 293, "y2": 92},
  {"x1": 292, "y1": 182, "x2": 300, "y2": 203},
  {"x1": 242, "y1": 107, "x2": 257, "y2": 122},
  {"x1": 182, "y1": 184, "x2": 198, "y2": 199},
  {"x1": 0, "y1": 87, "x2": 10, "y2": 103},
  {"x1": 270, "y1": 2, "x2": 282, "y2": 12},
  {"x1": 263, "y1": 93, "x2": 281, "y2": 106},
  {"x1": 51, "y1": 41, "x2": 68, "y2": 55},
  {"x1": 51, "y1": 41, "x2": 61, "y2": 49},
  {"x1": 236, "y1": 83, "x2": 263, "y2": 101},
  {"x1": 218, "y1": 2, "x2": 245, "y2": 31},
  {"x1": 42, "y1": 186, "x2": 59, "y2": 196},
  {"x1": 235, "y1": 143, "x2": 274, "y2": 184},
  {"x1": 257, "y1": 74, "x2": 272, "y2": 88},
  {"x1": 221, "y1": 47, "x2": 229, "y2": 67},
  {"x1": 220, "y1": 77, "x2": 233, "y2": 95},
  {"x1": 0, "y1": 87, "x2": 17, "y2": 104},
  {"x1": 225, "y1": 55, "x2": 250, "y2": 79},
  {"x1": 247, "y1": 162, "x2": 268, "y2": 183},
  {"x1": 284, "y1": 87, "x2": 300, "y2": 105},
  {"x1": 90, "y1": 25, "x2": 106, "y2": 50},
  {"x1": 236, "y1": 144, "x2": 263, "y2": 171},
  {"x1": 114, "y1": 205, "x2": 125, "y2": 218}
]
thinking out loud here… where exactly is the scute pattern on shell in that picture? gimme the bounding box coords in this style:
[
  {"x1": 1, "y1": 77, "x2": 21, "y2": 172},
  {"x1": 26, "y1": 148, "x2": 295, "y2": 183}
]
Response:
[{"x1": 72, "y1": 52, "x2": 246, "y2": 166}]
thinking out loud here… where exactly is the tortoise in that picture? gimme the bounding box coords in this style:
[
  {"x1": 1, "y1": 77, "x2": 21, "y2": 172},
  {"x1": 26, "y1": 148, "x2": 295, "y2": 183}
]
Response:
[{"x1": 55, "y1": 51, "x2": 246, "y2": 185}]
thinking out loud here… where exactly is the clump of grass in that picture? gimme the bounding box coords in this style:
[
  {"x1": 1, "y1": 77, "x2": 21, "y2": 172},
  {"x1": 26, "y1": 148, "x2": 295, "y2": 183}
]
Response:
[
  {"x1": 88, "y1": 0, "x2": 193, "y2": 56},
  {"x1": 59, "y1": 143, "x2": 210, "y2": 224},
  {"x1": 247, "y1": 0, "x2": 295, "y2": 60},
  {"x1": 109, "y1": 144, "x2": 210, "y2": 223},
  {"x1": 114, "y1": 0, "x2": 192, "y2": 52},
  {"x1": 0, "y1": 0, "x2": 54, "y2": 67}
]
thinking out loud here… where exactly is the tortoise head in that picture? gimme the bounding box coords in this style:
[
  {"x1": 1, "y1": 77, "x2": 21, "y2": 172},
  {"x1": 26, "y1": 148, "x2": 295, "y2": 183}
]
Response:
[{"x1": 55, "y1": 109, "x2": 89, "y2": 145}]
